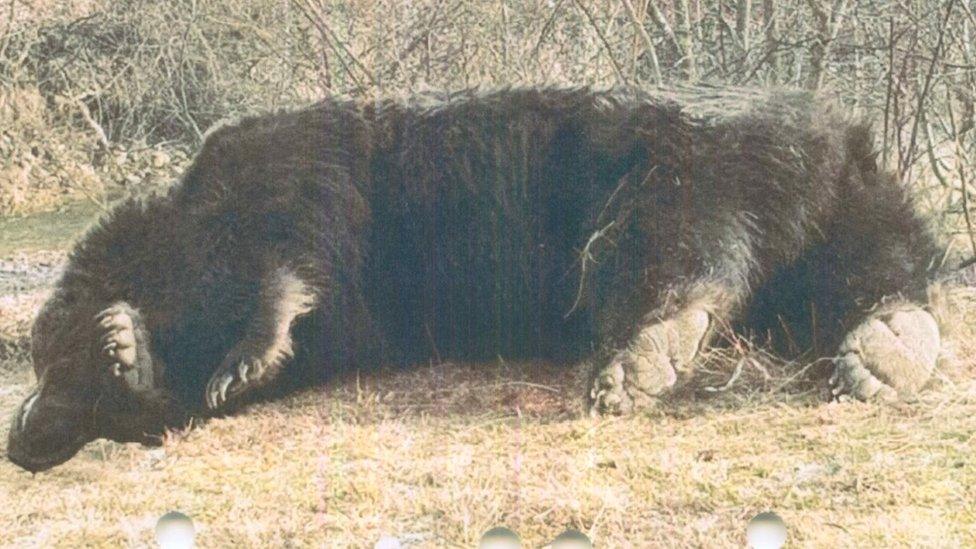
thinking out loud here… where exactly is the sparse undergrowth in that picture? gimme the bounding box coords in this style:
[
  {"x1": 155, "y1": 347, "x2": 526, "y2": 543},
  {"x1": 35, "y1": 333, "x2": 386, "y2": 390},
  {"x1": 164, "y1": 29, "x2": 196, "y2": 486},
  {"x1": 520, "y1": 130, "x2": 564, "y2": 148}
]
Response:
[{"x1": 0, "y1": 87, "x2": 191, "y2": 216}]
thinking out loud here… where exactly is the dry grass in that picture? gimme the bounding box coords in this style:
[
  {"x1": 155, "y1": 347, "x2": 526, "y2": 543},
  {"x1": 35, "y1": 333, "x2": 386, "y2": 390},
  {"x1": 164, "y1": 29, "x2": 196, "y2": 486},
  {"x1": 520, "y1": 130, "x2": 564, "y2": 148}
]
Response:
[
  {"x1": 1, "y1": 286, "x2": 975, "y2": 547},
  {"x1": 2, "y1": 2, "x2": 976, "y2": 546},
  {"x1": 2, "y1": 0, "x2": 975, "y2": 240},
  {"x1": 0, "y1": 86, "x2": 192, "y2": 216}
]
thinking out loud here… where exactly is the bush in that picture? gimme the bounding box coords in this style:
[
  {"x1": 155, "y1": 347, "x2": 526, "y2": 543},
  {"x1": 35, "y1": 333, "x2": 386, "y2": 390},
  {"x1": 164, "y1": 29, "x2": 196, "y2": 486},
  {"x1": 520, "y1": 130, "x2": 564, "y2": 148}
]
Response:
[{"x1": 0, "y1": 0, "x2": 973, "y2": 256}]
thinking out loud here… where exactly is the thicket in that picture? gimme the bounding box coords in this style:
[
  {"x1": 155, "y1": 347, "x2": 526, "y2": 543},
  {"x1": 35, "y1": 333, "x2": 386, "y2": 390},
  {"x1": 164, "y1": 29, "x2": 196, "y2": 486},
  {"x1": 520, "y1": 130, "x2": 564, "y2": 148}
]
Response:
[{"x1": 1, "y1": 0, "x2": 973, "y2": 258}]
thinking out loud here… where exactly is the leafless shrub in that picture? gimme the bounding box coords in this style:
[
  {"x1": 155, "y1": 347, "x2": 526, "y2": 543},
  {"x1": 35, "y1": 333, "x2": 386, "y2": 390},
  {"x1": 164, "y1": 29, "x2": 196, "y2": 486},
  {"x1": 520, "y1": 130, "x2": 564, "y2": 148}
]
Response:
[{"x1": 0, "y1": 0, "x2": 973, "y2": 258}]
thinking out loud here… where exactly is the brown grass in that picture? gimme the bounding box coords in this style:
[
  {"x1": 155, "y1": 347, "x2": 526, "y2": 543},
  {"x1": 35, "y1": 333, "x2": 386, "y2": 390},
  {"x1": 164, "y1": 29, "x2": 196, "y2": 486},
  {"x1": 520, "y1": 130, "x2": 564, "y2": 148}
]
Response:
[
  {"x1": 1, "y1": 286, "x2": 975, "y2": 547},
  {"x1": 2, "y1": 1, "x2": 975, "y2": 545},
  {"x1": 2, "y1": 0, "x2": 975, "y2": 247}
]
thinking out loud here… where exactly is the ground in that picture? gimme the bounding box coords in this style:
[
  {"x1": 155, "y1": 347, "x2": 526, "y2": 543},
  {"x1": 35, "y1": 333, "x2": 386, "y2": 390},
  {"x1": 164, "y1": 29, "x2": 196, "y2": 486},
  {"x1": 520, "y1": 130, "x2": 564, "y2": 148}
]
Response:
[{"x1": 0, "y1": 203, "x2": 974, "y2": 548}]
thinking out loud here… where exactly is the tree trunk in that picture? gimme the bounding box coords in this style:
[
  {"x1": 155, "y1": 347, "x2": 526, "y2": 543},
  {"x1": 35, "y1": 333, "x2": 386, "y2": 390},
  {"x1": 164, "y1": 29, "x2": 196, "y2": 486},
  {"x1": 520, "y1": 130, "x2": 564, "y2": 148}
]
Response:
[
  {"x1": 763, "y1": 0, "x2": 780, "y2": 80},
  {"x1": 675, "y1": 0, "x2": 697, "y2": 79},
  {"x1": 737, "y1": 0, "x2": 752, "y2": 50}
]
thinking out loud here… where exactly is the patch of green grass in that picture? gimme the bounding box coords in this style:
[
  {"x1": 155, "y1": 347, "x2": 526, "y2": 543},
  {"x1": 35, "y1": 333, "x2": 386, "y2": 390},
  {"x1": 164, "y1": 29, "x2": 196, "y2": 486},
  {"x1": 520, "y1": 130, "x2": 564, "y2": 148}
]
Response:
[{"x1": 0, "y1": 200, "x2": 104, "y2": 256}]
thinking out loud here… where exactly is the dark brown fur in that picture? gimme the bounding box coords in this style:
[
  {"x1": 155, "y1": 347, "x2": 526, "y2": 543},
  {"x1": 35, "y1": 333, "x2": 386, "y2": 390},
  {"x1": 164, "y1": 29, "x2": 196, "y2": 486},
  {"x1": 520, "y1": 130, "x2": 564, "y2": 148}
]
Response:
[{"x1": 7, "y1": 85, "x2": 941, "y2": 471}]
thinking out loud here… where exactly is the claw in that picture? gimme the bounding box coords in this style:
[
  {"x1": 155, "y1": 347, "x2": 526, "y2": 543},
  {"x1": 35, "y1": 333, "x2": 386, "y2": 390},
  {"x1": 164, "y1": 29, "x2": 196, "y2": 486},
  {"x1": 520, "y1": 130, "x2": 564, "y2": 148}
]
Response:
[
  {"x1": 218, "y1": 374, "x2": 233, "y2": 404},
  {"x1": 99, "y1": 330, "x2": 119, "y2": 346},
  {"x1": 98, "y1": 315, "x2": 132, "y2": 331},
  {"x1": 205, "y1": 354, "x2": 272, "y2": 410},
  {"x1": 238, "y1": 361, "x2": 249, "y2": 384},
  {"x1": 100, "y1": 326, "x2": 136, "y2": 347},
  {"x1": 109, "y1": 361, "x2": 135, "y2": 376},
  {"x1": 207, "y1": 381, "x2": 218, "y2": 409},
  {"x1": 207, "y1": 372, "x2": 237, "y2": 410},
  {"x1": 94, "y1": 307, "x2": 119, "y2": 322}
]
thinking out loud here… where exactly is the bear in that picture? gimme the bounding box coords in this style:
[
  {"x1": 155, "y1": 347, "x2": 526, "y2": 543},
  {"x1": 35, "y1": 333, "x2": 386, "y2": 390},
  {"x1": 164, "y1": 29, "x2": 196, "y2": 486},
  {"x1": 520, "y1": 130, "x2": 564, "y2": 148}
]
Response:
[{"x1": 6, "y1": 85, "x2": 943, "y2": 472}]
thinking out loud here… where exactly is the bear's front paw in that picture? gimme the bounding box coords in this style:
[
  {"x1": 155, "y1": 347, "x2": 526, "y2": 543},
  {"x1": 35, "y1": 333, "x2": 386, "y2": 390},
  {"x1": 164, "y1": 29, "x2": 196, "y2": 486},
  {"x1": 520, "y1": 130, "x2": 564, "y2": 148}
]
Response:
[
  {"x1": 588, "y1": 308, "x2": 709, "y2": 416},
  {"x1": 205, "y1": 354, "x2": 268, "y2": 411},
  {"x1": 96, "y1": 305, "x2": 138, "y2": 376},
  {"x1": 95, "y1": 302, "x2": 156, "y2": 392},
  {"x1": 589, "y1": 349, "x2": 674, "y2": 416}
]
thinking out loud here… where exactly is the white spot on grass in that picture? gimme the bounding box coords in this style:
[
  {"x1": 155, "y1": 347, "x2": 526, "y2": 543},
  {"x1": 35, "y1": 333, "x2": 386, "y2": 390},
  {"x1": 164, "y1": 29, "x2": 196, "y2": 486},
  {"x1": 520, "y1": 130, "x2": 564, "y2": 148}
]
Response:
[
  {"x1": 374, "y1": 535, "x2": 402, "y2": 549},
  {"x1": 156, "y1": 511, "x2": 195, "y2": 549},
  {"x1": 747, "y1": 512, "x2": 786, "y2": 549}
]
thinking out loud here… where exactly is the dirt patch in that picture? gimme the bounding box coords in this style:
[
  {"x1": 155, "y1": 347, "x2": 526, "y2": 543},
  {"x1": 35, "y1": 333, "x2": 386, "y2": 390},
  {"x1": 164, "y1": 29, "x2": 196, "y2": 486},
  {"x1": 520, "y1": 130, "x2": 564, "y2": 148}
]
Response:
[{"x1": 0, "y1": 251, "x2": 64, "y2": 376}]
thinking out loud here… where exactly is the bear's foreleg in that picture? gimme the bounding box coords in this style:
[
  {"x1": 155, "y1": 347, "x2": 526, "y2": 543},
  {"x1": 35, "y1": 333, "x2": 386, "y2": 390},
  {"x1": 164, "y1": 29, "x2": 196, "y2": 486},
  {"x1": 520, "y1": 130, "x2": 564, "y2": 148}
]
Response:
[{"x1": 204, "y1": 267, "x2": 317, "y2": 410}]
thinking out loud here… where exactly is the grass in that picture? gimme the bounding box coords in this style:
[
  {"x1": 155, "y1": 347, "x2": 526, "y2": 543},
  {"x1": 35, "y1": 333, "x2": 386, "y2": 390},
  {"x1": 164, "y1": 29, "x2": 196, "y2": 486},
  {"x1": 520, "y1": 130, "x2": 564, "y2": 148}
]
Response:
[
  {"x1": 2, "y1": 1, "x2": 975, "y2": 545},
  {"x1": 0, "y1": 359, "x2": 974, "y2": 547},
  {"x1": 0, "y1": 205, "x2": 974, "y2": 547},
  {"x1": 0, "y1": 200, "x2": 103, "y2": 256}
]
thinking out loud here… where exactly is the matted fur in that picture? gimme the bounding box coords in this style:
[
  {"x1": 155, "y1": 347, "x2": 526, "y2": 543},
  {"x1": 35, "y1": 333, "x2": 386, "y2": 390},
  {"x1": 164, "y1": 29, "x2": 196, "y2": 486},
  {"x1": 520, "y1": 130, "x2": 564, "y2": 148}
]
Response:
[{"x1": 6, "y1": 85, "x2": 942, "y2": 470}]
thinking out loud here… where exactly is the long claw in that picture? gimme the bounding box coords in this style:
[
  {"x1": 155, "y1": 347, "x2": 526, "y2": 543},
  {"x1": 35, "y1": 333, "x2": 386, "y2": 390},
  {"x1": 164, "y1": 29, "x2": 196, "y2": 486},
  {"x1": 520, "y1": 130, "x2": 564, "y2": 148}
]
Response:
[
  {"x1": 207, "y1": 382, "x2": 218, "y2": 409},
  {"x1": 205, "y1": 356, "x2": 268, "y2": 410},
  {"x1": 94, "y1": 307, "x2": 120, "y2": 322},
  {"x1": 218, "y1": 374, "x2": 233, "y2": 405},
  {"x1": 98, "y1": 315, "x2": 131, "y2": 331}
]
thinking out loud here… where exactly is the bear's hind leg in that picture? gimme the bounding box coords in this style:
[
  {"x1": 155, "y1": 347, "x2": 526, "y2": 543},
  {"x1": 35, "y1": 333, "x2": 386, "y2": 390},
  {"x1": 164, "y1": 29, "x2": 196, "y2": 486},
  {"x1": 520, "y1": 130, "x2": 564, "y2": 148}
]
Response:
[
  {"x1": 829, "y1": 302, "x2": 940, "y2": 401},
  {"x1": 588, "y1": 281, "x2": 747, "y2": 416}
]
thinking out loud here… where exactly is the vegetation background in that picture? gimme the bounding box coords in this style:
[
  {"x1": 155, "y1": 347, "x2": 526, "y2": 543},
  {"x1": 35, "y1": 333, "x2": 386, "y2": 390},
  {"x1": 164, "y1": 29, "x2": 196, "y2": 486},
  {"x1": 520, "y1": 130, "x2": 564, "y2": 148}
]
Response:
[
  {"x1": 3, "y1": 0, "x2": 976, "y2": 237},
  {"x1": 1, "y1": 0, "x2": 975, "y2": 547}
]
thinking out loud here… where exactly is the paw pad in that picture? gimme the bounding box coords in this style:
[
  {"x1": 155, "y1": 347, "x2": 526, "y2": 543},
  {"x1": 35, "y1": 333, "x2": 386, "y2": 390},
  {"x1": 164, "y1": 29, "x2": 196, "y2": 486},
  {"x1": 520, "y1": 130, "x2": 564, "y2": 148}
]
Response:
[{"x1": 830, "y1": 306, "x2": 939, "y2": 401}]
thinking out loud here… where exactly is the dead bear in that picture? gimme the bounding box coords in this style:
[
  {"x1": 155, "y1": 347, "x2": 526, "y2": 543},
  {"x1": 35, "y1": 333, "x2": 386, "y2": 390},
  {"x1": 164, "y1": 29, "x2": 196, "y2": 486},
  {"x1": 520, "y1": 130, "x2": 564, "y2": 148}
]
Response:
[{"x1": 7, "y1": 85, "x2": 943, "y2": 472}]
